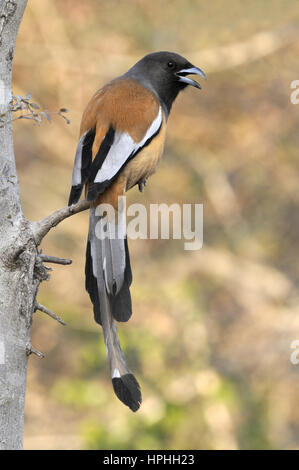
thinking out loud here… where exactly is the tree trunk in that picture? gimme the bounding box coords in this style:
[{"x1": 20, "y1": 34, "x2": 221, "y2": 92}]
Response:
[
  {"x1": 0, "y1": 2, "x2": 90, "y2": 449},
  {"x1": 0, "y1": 0, "x2": 31, "y2": 450}
]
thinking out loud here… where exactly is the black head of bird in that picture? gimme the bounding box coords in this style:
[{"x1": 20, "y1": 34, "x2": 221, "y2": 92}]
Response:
[{"x1": 125, "y1": 51, "x2": 206, "y2": 115}]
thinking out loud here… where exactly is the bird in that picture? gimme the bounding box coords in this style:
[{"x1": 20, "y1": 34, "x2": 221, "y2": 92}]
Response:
[{"x1": 68, "y1": 51, "x2": 206, "y2": 412}]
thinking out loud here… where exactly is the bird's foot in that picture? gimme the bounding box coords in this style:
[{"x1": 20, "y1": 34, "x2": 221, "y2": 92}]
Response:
[{"x1": 138, "y1": 179, "x2": 147, "y2": 193}]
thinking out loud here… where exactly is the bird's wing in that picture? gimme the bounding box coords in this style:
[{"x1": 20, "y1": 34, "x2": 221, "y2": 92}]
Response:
[
  {"x1": 68, "y1": 78, "x2": 162, "y2": 205},
  {"x1": 68, "y1": 129, "x2": 95, "y2": 205},
  {"x1": 86, "y1": 105, "x2": 162, "y2": 201}
]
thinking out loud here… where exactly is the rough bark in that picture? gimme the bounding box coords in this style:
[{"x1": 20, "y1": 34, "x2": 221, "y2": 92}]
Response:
[
  {"x1": 0, "y1": 0, "x2": 30, "y2": 450},
  {"x1": 0, "y1": 0, "x2": 90, "y2": 449}
]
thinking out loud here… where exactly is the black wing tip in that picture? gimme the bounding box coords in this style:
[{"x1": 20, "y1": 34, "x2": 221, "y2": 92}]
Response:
[
  {"x1": 112, "y1": 373, "x2": 142, "y2": 412},
  {"x1": 68, "y1": 185, "x2": 83, "y2": 206},
  {"x1": 87, "y1": 182, "x2": 109, "y2": 201}
]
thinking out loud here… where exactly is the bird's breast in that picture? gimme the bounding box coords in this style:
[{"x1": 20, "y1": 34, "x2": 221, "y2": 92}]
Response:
[{"x1": 124, "y1": 118, "x2": 167, "y2": 190}]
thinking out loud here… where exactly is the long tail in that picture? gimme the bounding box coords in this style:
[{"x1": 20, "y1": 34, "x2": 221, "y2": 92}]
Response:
[{"x1": 85, "y1": 206, "x2": 142, "y2": 412}]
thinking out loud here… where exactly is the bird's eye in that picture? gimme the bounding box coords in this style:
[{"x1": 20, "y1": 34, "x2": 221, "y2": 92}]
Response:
[{"x1": 167, "y1": 61, "x2": 175, "y2": 69}]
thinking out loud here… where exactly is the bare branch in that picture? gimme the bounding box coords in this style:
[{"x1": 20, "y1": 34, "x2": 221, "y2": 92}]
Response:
[
  {"x1": 32, "y1": 199, "x2": 91, "y2": 246},
  {"x1": 25, "y1": 344, "x2": 45, "y2": 359},
  {"x1": 0, "y1": 94, "x2": 70, "y2": 128},
  {"x1": 35, "y1": 302, "x2": 66, "y2": 326},
  {"x1": 39, "y1": 254, "x2": 72, "y2": 265}
]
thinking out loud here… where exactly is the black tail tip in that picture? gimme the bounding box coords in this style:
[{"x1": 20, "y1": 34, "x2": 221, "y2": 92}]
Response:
[{"x1": 112, "y1": 373, "x2": 142, "y2": 412}]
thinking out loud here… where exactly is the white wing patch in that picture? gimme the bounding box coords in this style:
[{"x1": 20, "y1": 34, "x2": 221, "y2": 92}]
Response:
[{"x1": 94, "y1": 106, "x2": 162, "y2": 183}]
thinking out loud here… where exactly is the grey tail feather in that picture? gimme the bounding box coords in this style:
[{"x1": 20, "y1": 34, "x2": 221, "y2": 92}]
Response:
[
  {"x1": 86, "y1": 206, "x2": 141, "y2": 411},
  {"x1": 101, "y1": 289, "x2": 142, "y2": 412},
  {"x1": 85, "y1": 206, "x2": 132, "y2": 323}
]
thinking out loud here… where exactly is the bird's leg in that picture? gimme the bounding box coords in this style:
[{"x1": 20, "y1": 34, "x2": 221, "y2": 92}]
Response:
[{"x1": 138, "y1": 178, "x2": 147, "y2": 193}]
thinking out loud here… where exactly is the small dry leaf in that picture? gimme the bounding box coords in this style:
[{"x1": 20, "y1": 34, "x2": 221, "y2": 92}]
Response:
[{"x1": 30, "y1": 102, "x2": 40, "y2": 110}]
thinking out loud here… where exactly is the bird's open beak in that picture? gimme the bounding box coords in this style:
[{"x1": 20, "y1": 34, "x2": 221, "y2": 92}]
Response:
[{"x1": 177, "y1": 66, "x2": 206, "y2": 89}]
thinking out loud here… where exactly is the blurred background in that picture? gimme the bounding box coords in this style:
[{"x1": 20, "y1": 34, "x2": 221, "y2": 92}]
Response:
[{"x1": 12, "y1": 0, "x2": 299, "y2": 450}]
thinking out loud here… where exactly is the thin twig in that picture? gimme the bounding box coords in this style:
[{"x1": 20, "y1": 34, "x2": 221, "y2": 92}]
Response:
[
  {"x1": 32, "y1": 199, "x2": 91, "y2": 246},
  {"x1": 39, "y1": 254, "x2": 72, "y2": 265},
  {"x1": 35, "y1": 302, "x2": 66, "y2": 326},
  {"x1": 26, "y1": 344, "x2": 45, "y2": 359},
  {"x1": 0, "y1": 93, "x2": 70, "y2": 129}
]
